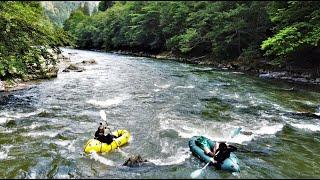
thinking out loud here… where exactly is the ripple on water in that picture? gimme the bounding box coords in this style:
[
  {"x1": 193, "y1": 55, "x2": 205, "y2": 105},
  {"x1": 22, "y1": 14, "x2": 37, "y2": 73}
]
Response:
[
  {"x1": 86, "y1": 95, "x2": 130, "y2": 107},
  {"x1": 22, "y1": 131, "x2": 60, "y2": 138},
  {"x1": 148, "y1": 147, "x2": 190, "y2": 166}
]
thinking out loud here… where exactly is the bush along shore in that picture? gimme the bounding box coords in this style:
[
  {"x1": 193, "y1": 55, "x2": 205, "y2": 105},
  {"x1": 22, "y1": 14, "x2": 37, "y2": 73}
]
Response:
[
  {"x1": 0, "y1": 47, "x2": 68, "y2": 92},
  {"x1": 0, "y1": 2, "x2": 70, "y2": 92}
]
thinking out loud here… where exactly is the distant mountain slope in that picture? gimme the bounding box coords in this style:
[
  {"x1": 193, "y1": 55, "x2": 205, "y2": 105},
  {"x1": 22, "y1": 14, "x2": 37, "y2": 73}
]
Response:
[{"x1": 40, "y1": 1, "x2": 99, "y2": 27}]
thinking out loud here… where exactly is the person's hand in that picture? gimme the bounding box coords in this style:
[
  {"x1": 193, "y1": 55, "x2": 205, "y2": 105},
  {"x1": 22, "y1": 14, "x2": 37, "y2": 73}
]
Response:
[{"x1": 207, "y1": 151, "x2": 215, "y2": 157}]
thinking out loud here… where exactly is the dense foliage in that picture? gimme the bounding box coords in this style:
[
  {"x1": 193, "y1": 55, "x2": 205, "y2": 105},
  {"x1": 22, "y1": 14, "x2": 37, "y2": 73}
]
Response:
[
  {"x1": 64, "y1": 1, "x2": 320, "y2": 70},
  {"x1": 0, "y1": 1, "x2": 69, "y2": 80},
  {"x1": 261, "y1": 1, "x2": 320, "y2": 65}
]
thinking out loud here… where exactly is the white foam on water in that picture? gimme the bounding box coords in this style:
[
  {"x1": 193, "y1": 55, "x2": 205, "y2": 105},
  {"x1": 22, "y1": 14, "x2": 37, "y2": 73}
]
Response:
[
  {"x1": 14, "y1": 111, "x2": 41, "y2": 119},
  {"x1": 56, "y1": 174, "x2": 69, "y2": 179},
  {"x1": 260, "y1": 112, "x2": 275, "y2": 119},
  {"x1": 149, "y1": 147, "x2": 190, "y2": 166},
  {"x1": 28, "y1": 170, "x2": 37, "y2": 179},
  {"x1": 154, "y1": 83, "x2": 170, "y2": 89},
  {"x1": 209, "y1": 88, "x2": 220, "y2": 96},
  {"x1": 0, "y1": 128, "x2": 14, "y2": 133},
  {"x1": 174, "y1": 85, "x2": 194, "y2": 89},
  {"x1": 0, "y1": 117, "x2": 7, "y2": 124},
  {"x1": 194, "y1": 67, "x2": 213, "y2": 71},
  {"x1": 231, "y1": 72, "x2": 244, "y2": 74},
  {"x1": 87, "y1": 95, "x2": 130, "y2": 107},
  {"x1": 0, "y1": 145, "x2": 13, "y2": 160},
  {"x1": 0, "y1": 151, "x2": 8, "y2": 160},
  {"x1": 234, "y1": 104, "x2": 248, "y2": 108},
  {"x1": 255, "y1": 124, "x2": 284, "y2": 135},
  {"x1": 290, "y1": 123, "x2": 320, "y2": 132},
  {"x1": 22, "y1": 123, "x2": 42, "y2": 130},
  {"x1": 54, "y1": 140, "x2": 72, "y2": 147},
  {"x1": 289, "y1": 99, "x2": 315, "y2": 106},
  {"x1": 68, "y1": 140, "x2": 76, "y2": 153},
  {"x1": 176, "y1": 126, "x2": 207, "y2": 139},
  {"x1": 0, "y1": 109, "x2": 44, "y2": 121},
  {"x1": 281, "y1": 114, "x2": 320, "y2": 132},
  {"x1": 153, "y1": 89, "x2": 161, "y2": 92},
  {"x1": 229, "y1": 134, "x2": 255, "y2": 144},
  {"x1": 225, "y1": 124, "x2": 284, "y2": 144},
  {"x1": 22, "y1": 131, "x2": 59, "y2": 138},
  {"x1": 223, "y1": 93, "x2": 240, "y2": 99},
  {"x1": 89, "y1": 151, "x2": 115, "y2": 166}
]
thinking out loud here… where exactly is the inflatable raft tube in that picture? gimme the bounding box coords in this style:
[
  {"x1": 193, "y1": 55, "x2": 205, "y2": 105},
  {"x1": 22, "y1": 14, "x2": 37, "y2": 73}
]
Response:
[
  {"x1": 84, "y1": 129, "x2": 130, "y2": 153},
  {"x1": 189, "y1": 136, "x2": 240, "y2": 172}
]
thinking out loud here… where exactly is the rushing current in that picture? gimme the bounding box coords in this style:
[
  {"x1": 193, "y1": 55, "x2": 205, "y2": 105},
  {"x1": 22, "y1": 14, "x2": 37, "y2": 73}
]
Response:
[{"x1": 0, "y1": 48, "x2": 319, "y2": 179}]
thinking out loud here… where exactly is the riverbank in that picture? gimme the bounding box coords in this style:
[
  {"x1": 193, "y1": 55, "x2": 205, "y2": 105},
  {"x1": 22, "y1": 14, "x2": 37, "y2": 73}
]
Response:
[
  {"x1": 110, "y1": 50, "x2": 320, "y2": 86},
  {"x1": 0, "y1": 47, "x2": 70, "y2": 92}
]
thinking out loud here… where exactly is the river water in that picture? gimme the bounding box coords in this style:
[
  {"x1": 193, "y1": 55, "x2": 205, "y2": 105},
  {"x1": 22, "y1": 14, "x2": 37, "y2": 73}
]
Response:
[{"x1": 0, "y1": 48, "x2": 319, "y2": 179}]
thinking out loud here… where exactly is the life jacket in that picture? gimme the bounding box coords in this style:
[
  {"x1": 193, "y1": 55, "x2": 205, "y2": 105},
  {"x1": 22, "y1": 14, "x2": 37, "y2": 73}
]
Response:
[
  {"x1": 214, "y1": 148, "x2": 231, "y2": 163},
  {"x1": 104, "y1": 133, "x2": 115, "y2": 145}
]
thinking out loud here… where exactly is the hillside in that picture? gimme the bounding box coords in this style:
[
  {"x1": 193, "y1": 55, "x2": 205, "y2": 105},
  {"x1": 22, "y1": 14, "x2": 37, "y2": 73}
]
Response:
[{"x1": 40, "y1": 1, "x2": 99, "y2": 27}]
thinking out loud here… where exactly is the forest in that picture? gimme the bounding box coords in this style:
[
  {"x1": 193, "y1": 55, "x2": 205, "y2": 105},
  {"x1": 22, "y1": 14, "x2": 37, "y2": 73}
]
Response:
[
  {"x1": 1, "y1": 1, "x2": 320, "y2": 83},
  {"x1": 64, "y1": 1, "x2": 320, "y2": 76}
]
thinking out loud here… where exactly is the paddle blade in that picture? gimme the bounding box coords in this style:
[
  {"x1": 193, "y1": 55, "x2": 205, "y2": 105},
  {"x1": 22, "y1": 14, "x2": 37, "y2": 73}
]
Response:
[
  {"x1": 99, "y1": 110, "x2": 106, "y2": 121},
  {"x1": 231, "y1": 127, "x2": 242, "y2": 138},
  {"x1": 190, "y1": 168, "x2": 204, "y2": 179}
]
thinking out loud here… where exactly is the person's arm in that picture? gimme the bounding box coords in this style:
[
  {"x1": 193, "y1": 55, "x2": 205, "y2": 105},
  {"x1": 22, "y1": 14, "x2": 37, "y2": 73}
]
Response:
[
  {"x1": 203, "y1": 146, "x2": 214, "y2": 157},
  {"x1": 94, "y1": 130, "x2": 99, "y2": 138},
  {"x1": 213, "y1": 143, "x2": 219, "y2": 155}
]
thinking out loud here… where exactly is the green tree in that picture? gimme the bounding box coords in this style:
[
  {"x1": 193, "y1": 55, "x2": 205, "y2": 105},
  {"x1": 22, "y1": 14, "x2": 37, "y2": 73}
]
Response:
[
  {"x1": 261, "y1": 1, "x2": 320, "y2": 64},
  {"x1": 98, "y1": 1, "x2": 114, "y2": 11},
  {"x1": 83, "y1": 2, "x2": 90, "y2": 16},
  {"x1": 0, "y1": 1, "x2": 69, "y2": 80}
]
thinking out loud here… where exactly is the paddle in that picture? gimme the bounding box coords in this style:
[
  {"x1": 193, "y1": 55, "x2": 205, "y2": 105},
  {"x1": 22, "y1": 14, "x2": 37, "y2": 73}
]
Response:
[
  {"x1": 190, "y1": 127, "x2": 242, "y2": 179},
  {"x1": 99, "y1": 110, "x2": 111, "y2": 133},
  {"x1": 99, "y1": 110, "x2": 128, "y2": 158}
]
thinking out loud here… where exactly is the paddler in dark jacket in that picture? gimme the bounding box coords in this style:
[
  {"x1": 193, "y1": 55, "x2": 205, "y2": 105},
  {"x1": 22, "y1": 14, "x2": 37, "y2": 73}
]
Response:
[
  {"x1": 94, "y1": 123, "x2": 117, "y2": 145},
  {"x1": 195, "y1": 136, "x2": 237, "y2": 169}
]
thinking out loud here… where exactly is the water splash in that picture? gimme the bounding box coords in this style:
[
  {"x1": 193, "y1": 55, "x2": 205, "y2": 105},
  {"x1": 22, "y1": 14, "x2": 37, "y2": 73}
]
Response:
[
  {"x1": 154, "y1": 83, "x2": 170, "y2": 89},
  {"x1": 22, "y1": 131, "x2": 59, "y2": 138},
  {"x1": 89, "y1": 151, "x2": 115, "y2": 166},
  {"x1": 291, "y1": 123, "x2": 320, "y2": 132},
  {"x1": 148, "y1": 147, "x2": 190, "y2": 166},
  {"x1": 0, "y1": 145, "x2": 13, "y2": 160},
  {"x1": 0, "y1": 117, "x2": 7, "y2": 124},
  {"x1": 87, "y1": 95, "x2": 130, "y2": 107}
]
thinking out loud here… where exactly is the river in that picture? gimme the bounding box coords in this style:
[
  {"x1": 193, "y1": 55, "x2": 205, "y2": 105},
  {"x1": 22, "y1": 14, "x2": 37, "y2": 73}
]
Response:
[{"x1": 0, "y1": 48, "x2": 319, "y2": 178}]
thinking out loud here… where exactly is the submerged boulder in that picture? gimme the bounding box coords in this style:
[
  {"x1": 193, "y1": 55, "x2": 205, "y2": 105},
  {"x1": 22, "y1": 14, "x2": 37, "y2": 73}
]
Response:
[
  {"x1": 62, "y1": 64, "x2": 85, "y2": 72},
  {"x1": 123, "y1": 155, "x2": 150, "y2": 167},
  {"x1": 81, "y1": 59, "x2": 97, "y2": 65}
]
